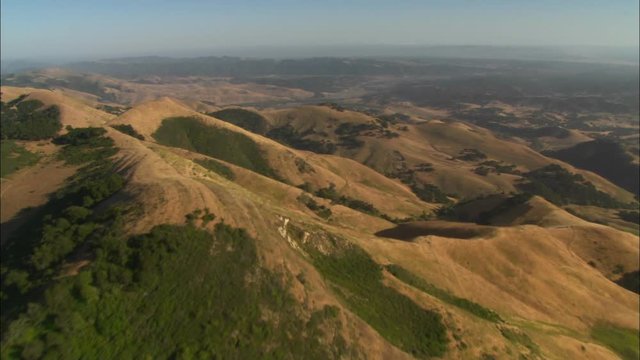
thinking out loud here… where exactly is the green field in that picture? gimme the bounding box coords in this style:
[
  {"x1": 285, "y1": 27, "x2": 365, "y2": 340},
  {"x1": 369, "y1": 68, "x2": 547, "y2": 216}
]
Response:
[{"x1": 0, "y1": 140, "x2": 39, "y2": 178}]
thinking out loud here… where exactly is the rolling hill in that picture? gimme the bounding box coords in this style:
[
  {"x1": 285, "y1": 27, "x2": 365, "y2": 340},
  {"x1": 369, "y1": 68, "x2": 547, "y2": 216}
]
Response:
[{"x1": 1, "y1": 86, "x2": 638, "y2": 360}]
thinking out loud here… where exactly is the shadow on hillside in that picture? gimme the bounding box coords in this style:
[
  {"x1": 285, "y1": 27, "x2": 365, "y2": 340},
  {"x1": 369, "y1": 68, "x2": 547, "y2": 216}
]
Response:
[
  {"x1": 1, "y1": 205, "x2": 41, "y2": 248},
  {"x1": 375, "y1": 220, "x2": 495, "y2": 241},
  {"x1": 615, "y1": 270, "x2": 640, "y2": 295}
]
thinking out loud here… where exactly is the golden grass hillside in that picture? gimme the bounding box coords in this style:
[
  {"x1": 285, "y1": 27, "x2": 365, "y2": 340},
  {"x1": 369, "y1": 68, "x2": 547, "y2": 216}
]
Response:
[
  {"x1": 110, "y1": 98, "x2": 433, "y2": 218},
  {"x1": 1, "y1": 86, "x2": 637, "y2": 359},
  {"x1": 261, "y1": 105, "x2": 636, "y2": 203},
  {"x1": 1, "y1": 86, "x2": 113, "y2": 128}
]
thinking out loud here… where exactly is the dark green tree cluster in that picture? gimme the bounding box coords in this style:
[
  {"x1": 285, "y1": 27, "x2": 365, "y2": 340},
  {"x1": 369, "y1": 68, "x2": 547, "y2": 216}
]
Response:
[
  {"x1": 53, "y1": 127, "x2": 119, "y2": 164},
  {"x1": 314, "y1": 183, "x2": 381, "y2": 216},
  {"x1": 618, "y1": 210, "x2": 639, "y2": 225},
  {"x1": 2, "y1": 221, "x2": 350, "y2": 359},
  {"x1": 1, "y1": 127, "x2": 124, "y2": 324},
  {"x1": 454, "y1": 148, "x2": 488, "y2": 162},
  {"x1": 297, "y1": 193, "x2": 332, "y2": 219},
  {"x1": 518, "y1": 164, "x2": 632, "y2": 208},
  {"x1": 408, "y1": 183, "x2": 451, "y2": 204},
  {"x1": 0, "y1": 97, "x2": 62, "y2": 140},
  {"x1": 111, "y1": 124, "x2": 144, "y2": 140}
]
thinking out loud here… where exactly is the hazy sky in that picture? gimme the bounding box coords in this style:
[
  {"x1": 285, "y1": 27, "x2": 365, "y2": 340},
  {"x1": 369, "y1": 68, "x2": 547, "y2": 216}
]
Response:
[{"x1": 1, "y1": 0, "x2": 638, "y2": 59}]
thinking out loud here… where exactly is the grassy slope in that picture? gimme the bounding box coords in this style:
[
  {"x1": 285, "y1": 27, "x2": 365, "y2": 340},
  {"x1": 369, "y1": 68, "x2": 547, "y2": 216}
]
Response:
[
  {"x1": 152, "y1": 116, "x2": 279, "y2": 179},
  {"x1": 591, "y1": 324, "x2": 640, "y2": 360},
  {"x1": 0, "y1": 141, "x2": 39, "y2": 178},
  {"x1": 2, "y1": 88, "x2": 638, "y2": 359},
  {"x1": 263, "y1": 106, "x2": 636, "y2": 203}
]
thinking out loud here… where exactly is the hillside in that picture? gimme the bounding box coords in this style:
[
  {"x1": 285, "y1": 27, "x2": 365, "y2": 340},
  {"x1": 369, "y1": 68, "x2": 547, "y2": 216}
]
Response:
[
  {"x1": 545, "y1": 139, "x2": 640, "y2": 196},
  {"x1": 1, "y1": 87, "x2": 638, "y2": 360},
  {"x1": 255, "y1": 105, "x2": 635, "y2": 204}
]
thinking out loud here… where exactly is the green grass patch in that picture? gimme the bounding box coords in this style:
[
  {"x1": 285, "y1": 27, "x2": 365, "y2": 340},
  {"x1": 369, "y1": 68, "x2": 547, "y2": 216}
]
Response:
[
  {"x1": 0, "y1": 140, "x2": 39, "y2": 178},
  {"x1": 386, "y1": 264, "x2": 502, "y2": 322},
  {"x1": 153, "y1": 116, "x2": 279, "y2": 180},
  {"x1": 194, "y1": 158, "x2": 235, "y2": 180},
  {"x1": 296, "y1": 230, "x2": 448, "y2": 358},
  {"x1": 499, "y1": 327, "x2": 540, "y2": 355},
  {"x1": 592, "y1": 323, "x2": 640, "y2": 360}
]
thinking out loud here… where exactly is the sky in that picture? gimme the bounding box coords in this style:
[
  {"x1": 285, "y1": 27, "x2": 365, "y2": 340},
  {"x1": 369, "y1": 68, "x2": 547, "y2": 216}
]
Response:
[{"x1": 1, "y1": 0, "x2": 639, "y2": 60}]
